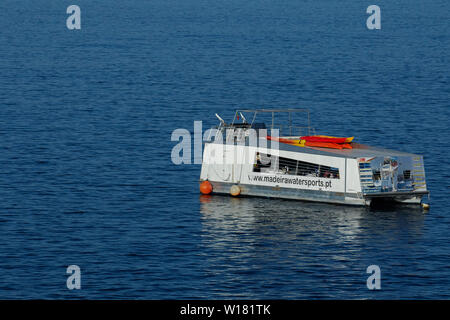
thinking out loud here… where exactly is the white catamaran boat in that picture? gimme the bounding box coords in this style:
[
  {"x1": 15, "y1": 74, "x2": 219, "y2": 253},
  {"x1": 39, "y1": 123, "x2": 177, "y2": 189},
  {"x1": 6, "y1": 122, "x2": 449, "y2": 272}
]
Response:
[{"x1": 199, "y1": 109, "x2": 429, "y2": 207}]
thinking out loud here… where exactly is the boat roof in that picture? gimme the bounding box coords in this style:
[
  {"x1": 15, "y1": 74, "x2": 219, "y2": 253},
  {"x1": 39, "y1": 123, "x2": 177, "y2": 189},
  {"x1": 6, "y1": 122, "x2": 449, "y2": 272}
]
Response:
[{"x1": 265, "y1": 139, "x2": 420, "y2": 159}]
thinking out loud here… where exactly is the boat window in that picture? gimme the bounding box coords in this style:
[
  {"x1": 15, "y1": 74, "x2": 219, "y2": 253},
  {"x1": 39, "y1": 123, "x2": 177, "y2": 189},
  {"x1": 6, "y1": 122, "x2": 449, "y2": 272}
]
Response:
[
  {"x1": 373, "y1": 170, "x2": 381, "y2": 180},
  {"x1": 278, "y1": 156, "x2": 297, "y2": 175},
  {"x1": 403, "y1": 170, "x2": 411, "y2": 180},
  {"x1": 253, "y1": 152, "x2": 272, "y2": 173},
  {"x1": 253, "y1": 152, "x2": 339, "y2": 178}
]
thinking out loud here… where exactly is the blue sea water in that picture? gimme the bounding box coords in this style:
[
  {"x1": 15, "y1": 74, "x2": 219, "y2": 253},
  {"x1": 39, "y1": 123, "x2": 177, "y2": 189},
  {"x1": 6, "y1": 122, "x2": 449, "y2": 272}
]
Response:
[{"x1": 0, "y1": 0, "x2": 449, "y2": 299}]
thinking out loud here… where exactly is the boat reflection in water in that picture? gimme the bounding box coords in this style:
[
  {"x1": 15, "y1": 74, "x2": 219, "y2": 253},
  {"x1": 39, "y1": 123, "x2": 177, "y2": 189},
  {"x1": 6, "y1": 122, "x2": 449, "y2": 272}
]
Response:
[{"x1": 198, "y1": 195, "x2": 426, "y2": 299}]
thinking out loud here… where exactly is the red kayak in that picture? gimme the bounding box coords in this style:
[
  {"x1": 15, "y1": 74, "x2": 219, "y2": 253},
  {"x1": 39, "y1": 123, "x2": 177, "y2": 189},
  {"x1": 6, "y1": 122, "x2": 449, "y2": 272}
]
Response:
[
  {"x1": 266, "y1": 136, "x2": 353, "y2": 149},
  {"x1": 266, "y1": 136, "x2": 298, "y2": 144},
  {"x1": 304, "y1": 141, "x2": 352, "y2": 149},
  {"x1": 301, "y1": 135, "x2": 354, "y2": 144}
]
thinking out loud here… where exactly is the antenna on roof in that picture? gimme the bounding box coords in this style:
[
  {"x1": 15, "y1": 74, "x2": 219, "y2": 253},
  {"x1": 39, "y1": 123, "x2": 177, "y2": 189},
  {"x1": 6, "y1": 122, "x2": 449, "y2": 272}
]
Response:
[
  {"x1": 215, "y1": 113, "x2": 226, "y2": 125},
  {"x1": 239, "y1": 112, "x2": 247, "y2": 123}
]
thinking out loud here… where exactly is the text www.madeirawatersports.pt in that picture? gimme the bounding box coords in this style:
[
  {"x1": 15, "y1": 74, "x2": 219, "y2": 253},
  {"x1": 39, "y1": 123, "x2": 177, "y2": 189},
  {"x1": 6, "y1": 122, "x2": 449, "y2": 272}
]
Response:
[{"x1": 248, "y1": 174, "x2": 333, "y2": 189}]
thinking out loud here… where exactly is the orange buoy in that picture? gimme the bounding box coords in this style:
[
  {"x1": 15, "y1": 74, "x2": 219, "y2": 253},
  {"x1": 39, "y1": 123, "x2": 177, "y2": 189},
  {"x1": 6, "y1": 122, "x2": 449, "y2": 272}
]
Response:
[
  {"x1": 230, "y1": 185, "x2": 241, "y2": 196},
  {"x1": 200, "y1": 181, "x2": 213, "y2": 195}
]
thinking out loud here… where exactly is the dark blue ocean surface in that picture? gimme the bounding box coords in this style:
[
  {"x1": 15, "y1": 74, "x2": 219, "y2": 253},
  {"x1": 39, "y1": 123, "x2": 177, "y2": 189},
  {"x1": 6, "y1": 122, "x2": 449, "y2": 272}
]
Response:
[{"x1": 0, "y1": 0, "x2": 449, "y2": 299}]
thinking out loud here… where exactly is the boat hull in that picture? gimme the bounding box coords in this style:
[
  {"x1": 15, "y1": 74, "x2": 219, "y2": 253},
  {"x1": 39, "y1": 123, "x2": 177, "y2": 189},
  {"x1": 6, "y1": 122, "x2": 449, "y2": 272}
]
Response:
[
  {"x1": 201, "y1": 181, "x2": 428, "y2": 207},
  {"x1": 204, "y1": 180, "x2": 367, "y2": 206}
]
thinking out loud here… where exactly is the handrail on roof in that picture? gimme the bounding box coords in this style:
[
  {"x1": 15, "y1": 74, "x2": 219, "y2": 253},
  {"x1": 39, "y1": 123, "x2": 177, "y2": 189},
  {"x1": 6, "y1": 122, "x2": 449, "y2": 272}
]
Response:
[
  {"x1": 236, "y1": 108, "x2": 310, "y2": 113},
  {"x1": 231, "y1": 108, "x2": 312, "y2": 136}
]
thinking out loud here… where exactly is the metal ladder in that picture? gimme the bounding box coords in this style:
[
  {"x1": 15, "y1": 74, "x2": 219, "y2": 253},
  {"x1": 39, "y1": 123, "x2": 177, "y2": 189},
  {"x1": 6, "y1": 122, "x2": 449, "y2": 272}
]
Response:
[
  {"x1": 359, "y1": 162, "x2": 376, "y2": 192},
  {"x1": 412, "y1": 156, "x2": 427, "y2": 190}
]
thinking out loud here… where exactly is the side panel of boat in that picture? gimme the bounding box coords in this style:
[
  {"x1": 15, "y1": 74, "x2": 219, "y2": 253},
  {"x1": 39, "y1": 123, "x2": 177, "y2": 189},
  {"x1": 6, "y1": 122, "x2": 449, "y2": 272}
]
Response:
[
  {"x1": 201, "y1": 143, "x2": 242, "y2": 183},
  {"x1": 346, "y1": 158, "x2": 362, "y2": 195},
  {"x1": 201, "y1": 143, "x2": 366, "y2": 205}
]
